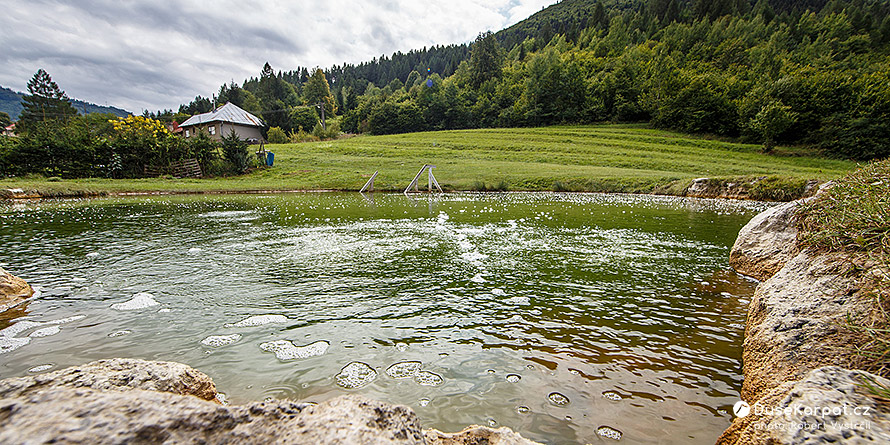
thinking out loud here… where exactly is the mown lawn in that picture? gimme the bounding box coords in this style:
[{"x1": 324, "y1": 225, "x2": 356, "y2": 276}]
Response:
[{"x1": 1, "y1": 124, "x2": 857, "y2": 196}]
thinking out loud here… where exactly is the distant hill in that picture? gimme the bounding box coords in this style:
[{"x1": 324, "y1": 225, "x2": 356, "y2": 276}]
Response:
[{"x1": 0, "y1": 85, "x2": 130, "y2": 121}]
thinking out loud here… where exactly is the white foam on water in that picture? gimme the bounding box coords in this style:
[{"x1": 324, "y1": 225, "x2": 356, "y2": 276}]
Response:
[
  {"x1": 45, "y1": 315, "x2": 86, "y2": 325},
  {"x1": 491, "y1": 288, "x2": 506, "y2": 296},
  {"x1": 597, "y1": 426, "x2": 623, "y2": 441},
  {"x1": 260, "y1": 340, "x2": 329, "y2": 360},
  {"x1": 385, "y1": 361, "x2": 422, "y2": 379},
  {"x1": 419, "y1": 398, "x2": 431, "y2": 407},
  {"x1": 86, "y1": 252, "x2": 99, "y2": 258},
  {"x1": 28, "y1": 364, "x2": 53, "y2": 373},
  {"x1": 336, "y1": 362, "x2": 377, "y2": 389},
  {"x1": 505, "y1": 374, "x2": 521, "y2": 383},
  {"x1": 111, "y1": 293, "x2": 160, "y2": 310},
  {"x1": 548, "y1": 392, "x2": 570, "y2": 406},
  {"x1": 0, "y1": 321, "x2": 43, "y2": 338},
  {"x1": 29, "y1": 326, "x2": 61, "y2": 338},
  {"x1": 216, "y1": 393, "x2": 229, "y2": 405},
  {"x1": 0, "y1": 337, "x2": 30, "y2": 354},
  {"x1": 158, "y1": 308, "x2": 171, "y2": 313},
  {"x1": 108, "y1": 330, "x2": 131, "y2": 337},
  {"x1": 504, "y1": 296, "x2": 530, "y2": 306},
  {"x1": 470, "y1": 274, "x2": 486, "y2": 283},
  {"x1": 603, "y1": 391, "x2": 622, "y2": 401},
  {"x1": 72, "y1": 277, "x2": 87, "y2": 282},
  {"x1": 226, "y1": 314, "x2": 288, "y2": 327},
  {"x1": 188, "y1": 248, "x2": 203, "y2": 253},
  {"x1": 414, "y1": 371, "x2": 444, "y2": 386},
  {"x1": 395, "y1": 342, "x2": 408, "y2": 352},
  {"x1": 201, "y1": 334, "x2": 242, "y2": 347}
]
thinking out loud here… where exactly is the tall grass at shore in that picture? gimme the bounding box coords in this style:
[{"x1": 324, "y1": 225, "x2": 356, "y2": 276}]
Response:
[{"x1": 799, "y1": 159, "x2": 890, "y2": 379}]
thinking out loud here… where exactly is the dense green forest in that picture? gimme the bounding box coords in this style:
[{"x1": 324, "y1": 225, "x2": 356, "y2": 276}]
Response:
[{"x1": 168, "y1": 0, "x2": 890, "y2": 161}]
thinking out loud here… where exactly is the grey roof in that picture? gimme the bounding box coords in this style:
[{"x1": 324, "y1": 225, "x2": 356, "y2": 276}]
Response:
[{"x1": 180, "y1": 102, "x2": 264, "y2": 128}]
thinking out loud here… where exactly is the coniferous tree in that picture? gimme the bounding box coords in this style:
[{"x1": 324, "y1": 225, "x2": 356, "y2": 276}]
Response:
[
  {"x1": 303, "y1": 68, "x2": 337, "y2": 117},
  {"x1": 468, "y1": 32, "x2": 504, "y2": 88},
  {"x1": 19, "y1": 69, "x2": 77, "y2": 131}
]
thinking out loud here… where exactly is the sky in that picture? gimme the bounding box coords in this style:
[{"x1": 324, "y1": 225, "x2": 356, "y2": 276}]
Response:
[{"x1": 0, "y1": 0, "x2": 557, "y2": 114}]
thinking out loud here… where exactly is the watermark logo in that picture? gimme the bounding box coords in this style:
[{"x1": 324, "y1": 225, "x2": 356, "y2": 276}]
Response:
[{"x1": 734, "y1": 401, "x2": 751, "y2": 418}]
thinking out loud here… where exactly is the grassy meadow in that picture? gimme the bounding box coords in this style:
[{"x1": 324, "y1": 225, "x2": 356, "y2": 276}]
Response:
[{"x1": 1, "y1": 124, "x2": 857, "y2": 197}]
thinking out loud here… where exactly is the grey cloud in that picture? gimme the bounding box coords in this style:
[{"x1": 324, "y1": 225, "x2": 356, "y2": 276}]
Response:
[{"x1": 3, "y1": 0, "x2": 556, "y2": 112}]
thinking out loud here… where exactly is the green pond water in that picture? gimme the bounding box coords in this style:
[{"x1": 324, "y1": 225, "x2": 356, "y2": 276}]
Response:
[{"x1": 0, "y1": 192, "x2": 772, "y2": 444}]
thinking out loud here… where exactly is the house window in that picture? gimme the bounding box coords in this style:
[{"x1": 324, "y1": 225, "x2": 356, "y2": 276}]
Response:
[
  {"x1": 208, "y1": 125, "x2": 216, "y2": 135},
  {"x1": 185, "y1": 129, "x2": 190, "y2": 138}
]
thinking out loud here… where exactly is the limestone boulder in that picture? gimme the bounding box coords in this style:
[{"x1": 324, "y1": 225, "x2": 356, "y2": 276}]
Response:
[
  {"x1": 729, "y1": 200, "x2": 801, "y2": 281},
  {"x1": 739, "y1": 249, "x2": 871, "y2": 402},
  {"x1": 0, "y1": 361, "x2": 542, "y2": 444},
  {"x1": 424, "y1": 425, "x2": 540, "y2": 444},
  {"x1": 718, "y1": 367, "x2": 890, "y2": 445},
  {"x1": 0, "y1": 388, "x2": 425, "y2": 444},
  {"x1": 0, "y1": 267, "x2": 34, "y2": 313},
  {"x1": 0, "y1": 358, "x2": 217, "y2": 401}
]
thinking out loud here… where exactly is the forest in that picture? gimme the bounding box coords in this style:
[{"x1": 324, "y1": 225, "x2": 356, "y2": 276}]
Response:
[
  {"x1": 166, "y1": 0, "x2": 890, "y2": 161},
  {"x1": 4, "y1": 0, "x2": 890, "y2": 179}
]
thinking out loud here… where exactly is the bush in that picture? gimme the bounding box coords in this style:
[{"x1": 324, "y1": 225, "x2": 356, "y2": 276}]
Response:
[
  {"x1": 311, "y1": 120, "x2": 341, "y2": 140},
  {"x1": 220, "y1": 130, "x2": 250, "y2": 174},
  {"x1": 267, "y1": 126, "x2": 288, "y2": 144}
]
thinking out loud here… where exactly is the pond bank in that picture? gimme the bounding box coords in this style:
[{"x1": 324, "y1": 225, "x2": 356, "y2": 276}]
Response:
[
  {"x1": 718, "y1": 181, "x2": 890, "y2": 444},
  {"x1": 0, "y1": 358, "x2": 538, "y2": 444},
  {"x1": 1, "y1": 175, "x2": 824, "y2": 202}
]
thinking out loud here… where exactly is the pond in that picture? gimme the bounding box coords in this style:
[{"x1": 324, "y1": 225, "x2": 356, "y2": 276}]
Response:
[{"x1": 0, "y1": 192, "x2": 772, "y2": 444}]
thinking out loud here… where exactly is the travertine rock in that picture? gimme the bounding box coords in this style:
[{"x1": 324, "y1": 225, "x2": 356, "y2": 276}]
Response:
[
  {"x1": 728, "y1": 200, "x2": 801, "y2": 281},
  {"x1": 722, "y1": 185, "x2": 890, "y2": 445},
  {"x1": 0, "y1": 358, "x2": 217, "y2": 401},
  {"x1": 0, "y1": 361, "x2": 541, "y2": 444},
  {"x1": 740, "y1": 248, "x2": 869, "y2": 402},
  {"x1": 718, "y1": 367, "x2": 890, "y2": 445},
  {"x1": 0, "y1": 267, "x2": 34, "y2": 313},
  {"x1": 424, "y1": 425, "x2": 540, "y2": 444}
]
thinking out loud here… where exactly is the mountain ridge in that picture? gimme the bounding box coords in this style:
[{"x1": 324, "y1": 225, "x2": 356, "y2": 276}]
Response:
[{"x1": 0, "y1": 85, "x2": 130, "y2": 121}]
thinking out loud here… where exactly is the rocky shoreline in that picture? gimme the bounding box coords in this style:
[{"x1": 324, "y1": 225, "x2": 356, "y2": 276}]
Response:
[
  {"x1": 718, "y1": 191, "x2": 890, "y2": 444},
  {"x1": 0, "y1": 358, "x2": 538, "y2": 444},
  {"x1": 1, "y1": 269, "x2": 538, "y2": 444}
]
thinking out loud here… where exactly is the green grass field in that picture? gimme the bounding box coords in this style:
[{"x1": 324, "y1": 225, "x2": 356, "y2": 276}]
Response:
[{"x1": 1, "y1": 124, "x2": 857, "y2": 197}]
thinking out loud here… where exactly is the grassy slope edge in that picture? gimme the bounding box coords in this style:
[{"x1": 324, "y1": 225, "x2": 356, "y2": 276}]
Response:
[
  {"x1": 1, "y1": 124, "x2": 855, "y2": 199},
  {"x1": 798, "y1": 159, "x2": 890, "y2": 378}
]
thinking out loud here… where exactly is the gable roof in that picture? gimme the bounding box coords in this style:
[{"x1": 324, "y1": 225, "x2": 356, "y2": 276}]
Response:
[{"x1": 180, "y1": 102, "x2": 264, "y2": 128}]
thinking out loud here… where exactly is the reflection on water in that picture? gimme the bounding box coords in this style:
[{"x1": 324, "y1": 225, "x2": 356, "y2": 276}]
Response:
[{"x1": 0, "y1": 192, "x2": 769, "y2": 444}]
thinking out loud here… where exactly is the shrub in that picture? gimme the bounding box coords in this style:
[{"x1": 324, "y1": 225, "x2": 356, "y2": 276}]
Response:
[{"x1": 267, "y1": 126, "x2": 288, "y2": 144}]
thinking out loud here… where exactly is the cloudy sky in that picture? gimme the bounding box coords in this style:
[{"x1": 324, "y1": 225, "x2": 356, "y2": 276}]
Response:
[{"x1": 1, "y1": 0, "x2": 556, "y2": 114}]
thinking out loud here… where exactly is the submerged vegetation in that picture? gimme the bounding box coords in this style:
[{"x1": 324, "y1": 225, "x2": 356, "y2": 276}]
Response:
[{"x1": 799, "y1": 159, "x2": 890, "y2": 375}]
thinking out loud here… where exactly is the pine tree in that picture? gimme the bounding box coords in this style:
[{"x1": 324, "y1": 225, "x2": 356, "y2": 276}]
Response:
[
  {"x1": 303, "y1": 68, "x2": 337, "y2": 117},
  {"x1": 468, "y1": 32, "x2": 504, "y2": 88},
  {"x1": 19, "y1": 69, "x2": 77, "y2": 130}
]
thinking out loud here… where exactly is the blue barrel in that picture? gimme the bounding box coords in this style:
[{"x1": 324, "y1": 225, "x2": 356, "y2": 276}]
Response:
[{"x1": 266, "y1": 152, "x2": 274, "y2": 167}]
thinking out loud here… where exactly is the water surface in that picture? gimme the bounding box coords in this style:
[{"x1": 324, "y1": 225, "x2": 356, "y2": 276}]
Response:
[{"x1": 0, "y1": 192, "x2": 771, "y2": 444}]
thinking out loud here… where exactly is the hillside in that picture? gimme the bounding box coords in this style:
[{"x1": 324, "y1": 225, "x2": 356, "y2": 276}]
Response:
[
  {"x1": 1, "y1": 125, "x2": 855, "y2": 198},
  {"x1": 0, "y1": 85, "x2": 130, "y2": 120}
]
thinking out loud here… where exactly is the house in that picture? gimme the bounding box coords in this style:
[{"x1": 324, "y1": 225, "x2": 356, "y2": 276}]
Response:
[
  {"x1": 179, "y1": 102, "x2": 264, "y2": 142},
  {"x1": 2, "y1": 123, "x2": 15, "y2": 137}
]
